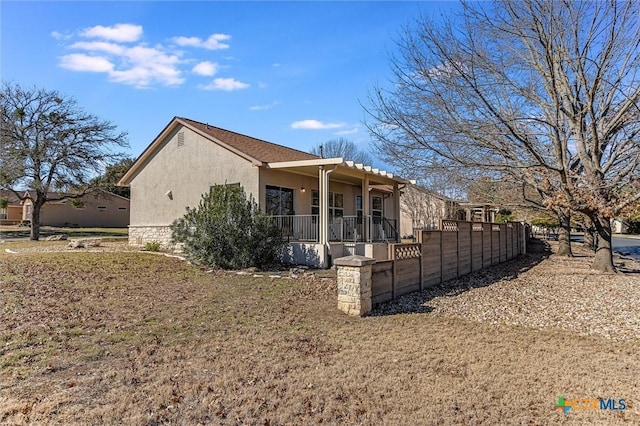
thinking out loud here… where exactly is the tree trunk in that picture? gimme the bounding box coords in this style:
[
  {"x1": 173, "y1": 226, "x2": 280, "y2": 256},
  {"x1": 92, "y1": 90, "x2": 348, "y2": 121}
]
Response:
[
  {"x1": 557, "y1": 209, "x2": 573, "y2": 256},
  {"x1": 30, "y1": 200, "x2": 43, "y2": 241},
  {"x1": 582, "y1": 216, "x2": 595, "y2": 251},
  {"x1": 592, "y1": 214, "x2": 615, "y2": 272}
]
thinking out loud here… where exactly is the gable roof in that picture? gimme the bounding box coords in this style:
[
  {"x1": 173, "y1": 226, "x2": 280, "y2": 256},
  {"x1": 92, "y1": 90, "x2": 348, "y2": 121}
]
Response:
[
  {"x1": 22, "y1": 188, "x2": 130, "y2": 203},
  {"x1": 0, "y1": 190, "x2": 23, "y2": 205},
  {"x1": 119, "y1": 116, "x2": 319, "y2": 186}
]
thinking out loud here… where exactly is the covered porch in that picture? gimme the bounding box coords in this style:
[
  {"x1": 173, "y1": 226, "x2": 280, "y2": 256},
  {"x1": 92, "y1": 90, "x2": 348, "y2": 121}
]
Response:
[{"x1": 262, "y1": 158, "x2": 412, "y2": 263}]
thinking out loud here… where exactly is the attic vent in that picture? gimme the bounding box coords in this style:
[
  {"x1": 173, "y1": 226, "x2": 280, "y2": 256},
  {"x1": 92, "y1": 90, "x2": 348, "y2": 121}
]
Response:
[{"x1": 177, "y1": 132, "x2": 185, "y2": 147}]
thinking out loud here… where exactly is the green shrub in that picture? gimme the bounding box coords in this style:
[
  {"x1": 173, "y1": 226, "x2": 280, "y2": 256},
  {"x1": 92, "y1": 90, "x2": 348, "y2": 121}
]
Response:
[
  {"x1": 144, "y1": 241, "x2": 162, "y2": 252},
  {"x1": 170, "y1": 184, "x2": 285, "y2": 269},
  {"x1": 495, "y1": 208, "x2": 514, "y2": 223}
]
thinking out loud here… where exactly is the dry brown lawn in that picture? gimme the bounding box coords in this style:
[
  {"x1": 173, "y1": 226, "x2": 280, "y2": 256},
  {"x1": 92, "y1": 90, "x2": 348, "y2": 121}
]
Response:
[{"x1": 1, "y1": 241, "x2": 639, "y2": 425}]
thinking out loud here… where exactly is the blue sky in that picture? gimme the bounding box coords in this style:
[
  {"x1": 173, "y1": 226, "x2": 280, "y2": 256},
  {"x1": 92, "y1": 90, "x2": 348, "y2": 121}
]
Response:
[{"x1": 2, "y1": 1, "x2": 459, "y2": 171}]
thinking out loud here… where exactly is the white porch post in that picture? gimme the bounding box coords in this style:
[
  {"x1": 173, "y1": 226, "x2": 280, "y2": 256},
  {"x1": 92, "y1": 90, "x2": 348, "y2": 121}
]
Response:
[
  {"x1": 393, "y1": 183, "x2": 400, "y2": 239},
  {"x1": 362, "y1": 174, "x2": 370, "y2": 242},
  {"x1": 319, "y1": 166, "x2": 326, "y2": 244}
]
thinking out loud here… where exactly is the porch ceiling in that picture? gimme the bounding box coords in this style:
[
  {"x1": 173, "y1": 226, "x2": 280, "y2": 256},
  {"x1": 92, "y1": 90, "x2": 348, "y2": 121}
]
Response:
[{"x1": 267, "y1": 158, "x2": 413, "y2": 186}]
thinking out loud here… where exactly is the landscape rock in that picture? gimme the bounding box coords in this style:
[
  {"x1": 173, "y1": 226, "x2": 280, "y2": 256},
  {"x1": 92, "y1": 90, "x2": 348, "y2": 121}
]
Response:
[
  {"x1": 45, "y1": 234, "x2": 68, "y2": 241},
  {"x1": 68, "y1": 238, "x2": 102, "y2": 249}
]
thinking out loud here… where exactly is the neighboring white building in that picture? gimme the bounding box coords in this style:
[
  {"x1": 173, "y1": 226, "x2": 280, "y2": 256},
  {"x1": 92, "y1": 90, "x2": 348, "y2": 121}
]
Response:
[{"x1": 612, "y1": 218, "x2": 630, "y2": 234}]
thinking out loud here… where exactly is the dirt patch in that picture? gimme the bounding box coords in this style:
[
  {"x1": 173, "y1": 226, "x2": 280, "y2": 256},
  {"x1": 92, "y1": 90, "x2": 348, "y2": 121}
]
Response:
[{"x1": 1, "y1": 244, "x2": 638, "y2": 425}]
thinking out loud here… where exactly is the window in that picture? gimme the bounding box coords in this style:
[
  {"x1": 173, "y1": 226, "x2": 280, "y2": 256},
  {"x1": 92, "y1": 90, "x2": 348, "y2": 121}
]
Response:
[
  {"x1": 311, "y1": 190, "x2": 343, "y2": 218},
  {"x1": 265, "y1": 185, "x2": 294, "y2": 215},
  {"x1": 356, "y1": 195, "x2": 362, "y2": 218},
  {"x1": 372, "y1": 196, "x2": 383, "y2": 219},
  {"x1": 0, "y1": 208, "x2": 7, "y2": 220}
]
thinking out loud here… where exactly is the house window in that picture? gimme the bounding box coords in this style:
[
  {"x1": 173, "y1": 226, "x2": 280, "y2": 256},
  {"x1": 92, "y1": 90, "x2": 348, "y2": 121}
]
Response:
[
  {"x1": 311, "y1": 190, "x2": 343, "y2": 218},
  {"x1": 265, "y1": 185, "x2": 294, "y2": 215},
  {"x1": 0, "y1": 208, "x2": 7, "y2": 220},
  {"x1": 356, "y1": 195, "x2": 362, "y2": 218},
  {"x1": 372, "y1": 196, "x2": 383, "y2": 219}
]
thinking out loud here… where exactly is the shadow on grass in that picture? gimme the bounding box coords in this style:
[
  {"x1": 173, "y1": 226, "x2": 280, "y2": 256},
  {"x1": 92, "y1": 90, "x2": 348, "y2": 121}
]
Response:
[
  {"x1": 369, "y1": 239, "x2": 552, "y2": 316},
  {"x1": 616, "y1": 256, "x2": 640, "y2": 274}
]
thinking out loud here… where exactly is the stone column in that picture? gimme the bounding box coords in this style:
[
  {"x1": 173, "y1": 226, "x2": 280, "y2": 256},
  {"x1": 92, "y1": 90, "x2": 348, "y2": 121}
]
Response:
[{"x1": 334, "y1": 255, "x2": 376, "y2": 316}]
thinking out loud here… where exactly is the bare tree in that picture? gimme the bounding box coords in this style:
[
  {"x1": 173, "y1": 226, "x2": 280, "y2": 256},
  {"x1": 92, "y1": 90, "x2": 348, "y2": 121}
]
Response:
[
  {"x1": 0, "y1": 82, "x2": 128, "y2": 240},
  {"x1": 367, "y1": 0, "x2": 640, "y2": 272},
  {"x1": 310, "y1": 137, "x2": 373, "y2": 165}
]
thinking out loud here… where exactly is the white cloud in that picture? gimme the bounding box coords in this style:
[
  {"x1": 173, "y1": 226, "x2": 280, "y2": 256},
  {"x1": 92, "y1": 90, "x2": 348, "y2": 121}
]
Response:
[
  {"x1": 80, "y1": 23, "x2": 143, "y2": 42},
  {"x1": 199, "y1": 78, "x2": 249, "y2": 91},
  {"x1": 55, "y1": 24, "x2": 242, "y2": 89},
  {"x1": 173, "y1": 33, "x2": 231, "y2": 50},
  {"x1": 51, "y1": 31, "x2": 72, "y2": 41},
  {"x1": 250, "y1": 101, "x2": 278, "y2": 111},
  {"x1": 192, "y1": 61, "x2": 218, "y2": 76},
  {"x1": 335, "y1": 126, "x2": 360, "y2": 135},
  {"x1": 59, "y1": 54, "x2": 114, "y2": 72},
  {"x1": 291, "y1": 120, "x2": 346, "y2": 130},
  {"x1": 70, "y1": 41, "x2": 126, "y2": 55},
  {"x1": 60, "y1": 40, "x2": 184, "y2": 88}
]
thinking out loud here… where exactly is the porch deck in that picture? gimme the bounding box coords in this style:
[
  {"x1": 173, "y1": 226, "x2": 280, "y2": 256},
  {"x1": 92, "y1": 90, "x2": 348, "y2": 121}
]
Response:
[{"x1": 272, "y1": 215, "x2": 398, "y2": 243}]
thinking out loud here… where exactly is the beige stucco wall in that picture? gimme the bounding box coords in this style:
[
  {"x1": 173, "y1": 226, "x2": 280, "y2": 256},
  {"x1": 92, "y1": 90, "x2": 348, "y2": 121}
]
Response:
[
  {"x1": 4, "y1": 206, "x2": 22, "y2": 223},
  {"x1": 23, "y1": 192, "x2": 129, "y2": 227},
  {"x1": 399, "y1": 186, "x2": 453, "y2": 237},
  {"x1": 128, "y1": 125, "x2": 259, "y2": 226}
]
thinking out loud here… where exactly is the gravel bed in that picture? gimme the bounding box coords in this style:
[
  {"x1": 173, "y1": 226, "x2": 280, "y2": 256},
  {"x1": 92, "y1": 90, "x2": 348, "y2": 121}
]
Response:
[{"x1": 371, "y1": 241, "x2": 640, "y2": 341}]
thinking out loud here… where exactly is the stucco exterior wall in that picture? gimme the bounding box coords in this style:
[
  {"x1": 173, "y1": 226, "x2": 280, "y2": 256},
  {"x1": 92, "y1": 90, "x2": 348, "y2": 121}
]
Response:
[
  {"x1": 1, "y1": 205, "x2": 23, "y2": 224},
  {"x1": 128, "y1": 125, "x2": 259, "y2": 226},
  {"x1": 22, "y1": 192, "x2": 129, "y2": 227},
  {"x1": 399, "y1": 186, "x2": 453, "y2": 237}
]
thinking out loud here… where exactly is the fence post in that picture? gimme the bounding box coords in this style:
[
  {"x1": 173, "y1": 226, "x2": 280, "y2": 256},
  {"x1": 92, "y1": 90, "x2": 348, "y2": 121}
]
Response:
[{"x1": 334, "y1": 255, "x2": 376, "y2": 316}]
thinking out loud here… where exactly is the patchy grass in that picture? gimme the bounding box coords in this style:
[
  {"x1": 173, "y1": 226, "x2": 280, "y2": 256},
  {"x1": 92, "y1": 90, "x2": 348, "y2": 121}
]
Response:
[
  {"x1": 0, "y1": 226, "x2": 128, "y2": 240},
  {"x1": 1, "y1": 249, "x2": 639, "y2": 425}
]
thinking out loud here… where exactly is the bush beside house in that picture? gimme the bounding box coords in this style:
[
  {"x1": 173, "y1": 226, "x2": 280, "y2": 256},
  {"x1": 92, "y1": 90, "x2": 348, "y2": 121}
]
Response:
[{"x1": 171, "y1": 184, "x2": 285, "y2": 269}]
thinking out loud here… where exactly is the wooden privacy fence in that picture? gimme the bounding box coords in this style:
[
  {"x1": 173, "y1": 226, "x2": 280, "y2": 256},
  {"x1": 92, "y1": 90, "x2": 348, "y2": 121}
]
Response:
[{"x1": 370, "y1": 220, "x2": 526, "y2": 306}]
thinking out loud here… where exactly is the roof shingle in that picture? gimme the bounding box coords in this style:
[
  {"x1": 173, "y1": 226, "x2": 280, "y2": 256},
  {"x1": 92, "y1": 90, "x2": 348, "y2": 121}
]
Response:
[{"x1": 179, "y1": 117, "x2": 320, "y2": 163}]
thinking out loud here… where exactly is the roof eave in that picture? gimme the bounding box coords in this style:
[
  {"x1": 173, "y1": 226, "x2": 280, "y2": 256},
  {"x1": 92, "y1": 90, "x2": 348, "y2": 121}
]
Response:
[{"x1": 267, "y1": 158, "x2": 415, "y2": 185}]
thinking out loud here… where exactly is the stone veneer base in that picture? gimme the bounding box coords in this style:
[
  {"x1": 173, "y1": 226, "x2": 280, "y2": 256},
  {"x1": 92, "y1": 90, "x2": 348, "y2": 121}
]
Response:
[{"x1": 128, "y1": 225, "x2": 173, "y2": 248}]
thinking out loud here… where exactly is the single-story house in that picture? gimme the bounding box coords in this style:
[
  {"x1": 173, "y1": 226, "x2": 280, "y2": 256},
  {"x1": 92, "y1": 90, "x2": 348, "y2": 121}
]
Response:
[
  {"x1": 399, "y1": 184, "x2": 461, "y2": 237},
  {"x1": 0, "y1": 190, "x2": 24, "y2": 225},
  {"x1": 21, "y1": 188, "x2": 130, "y2": 228},
  {"x1": 117, "y1": 116, "x2": 414, "y2": 267},
  {"x1": 612, "y1": 218, "x2": 630, "y2": 234},
  {"x1": 459, "y1": 202, "x2": 498, "y2": 223}
]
